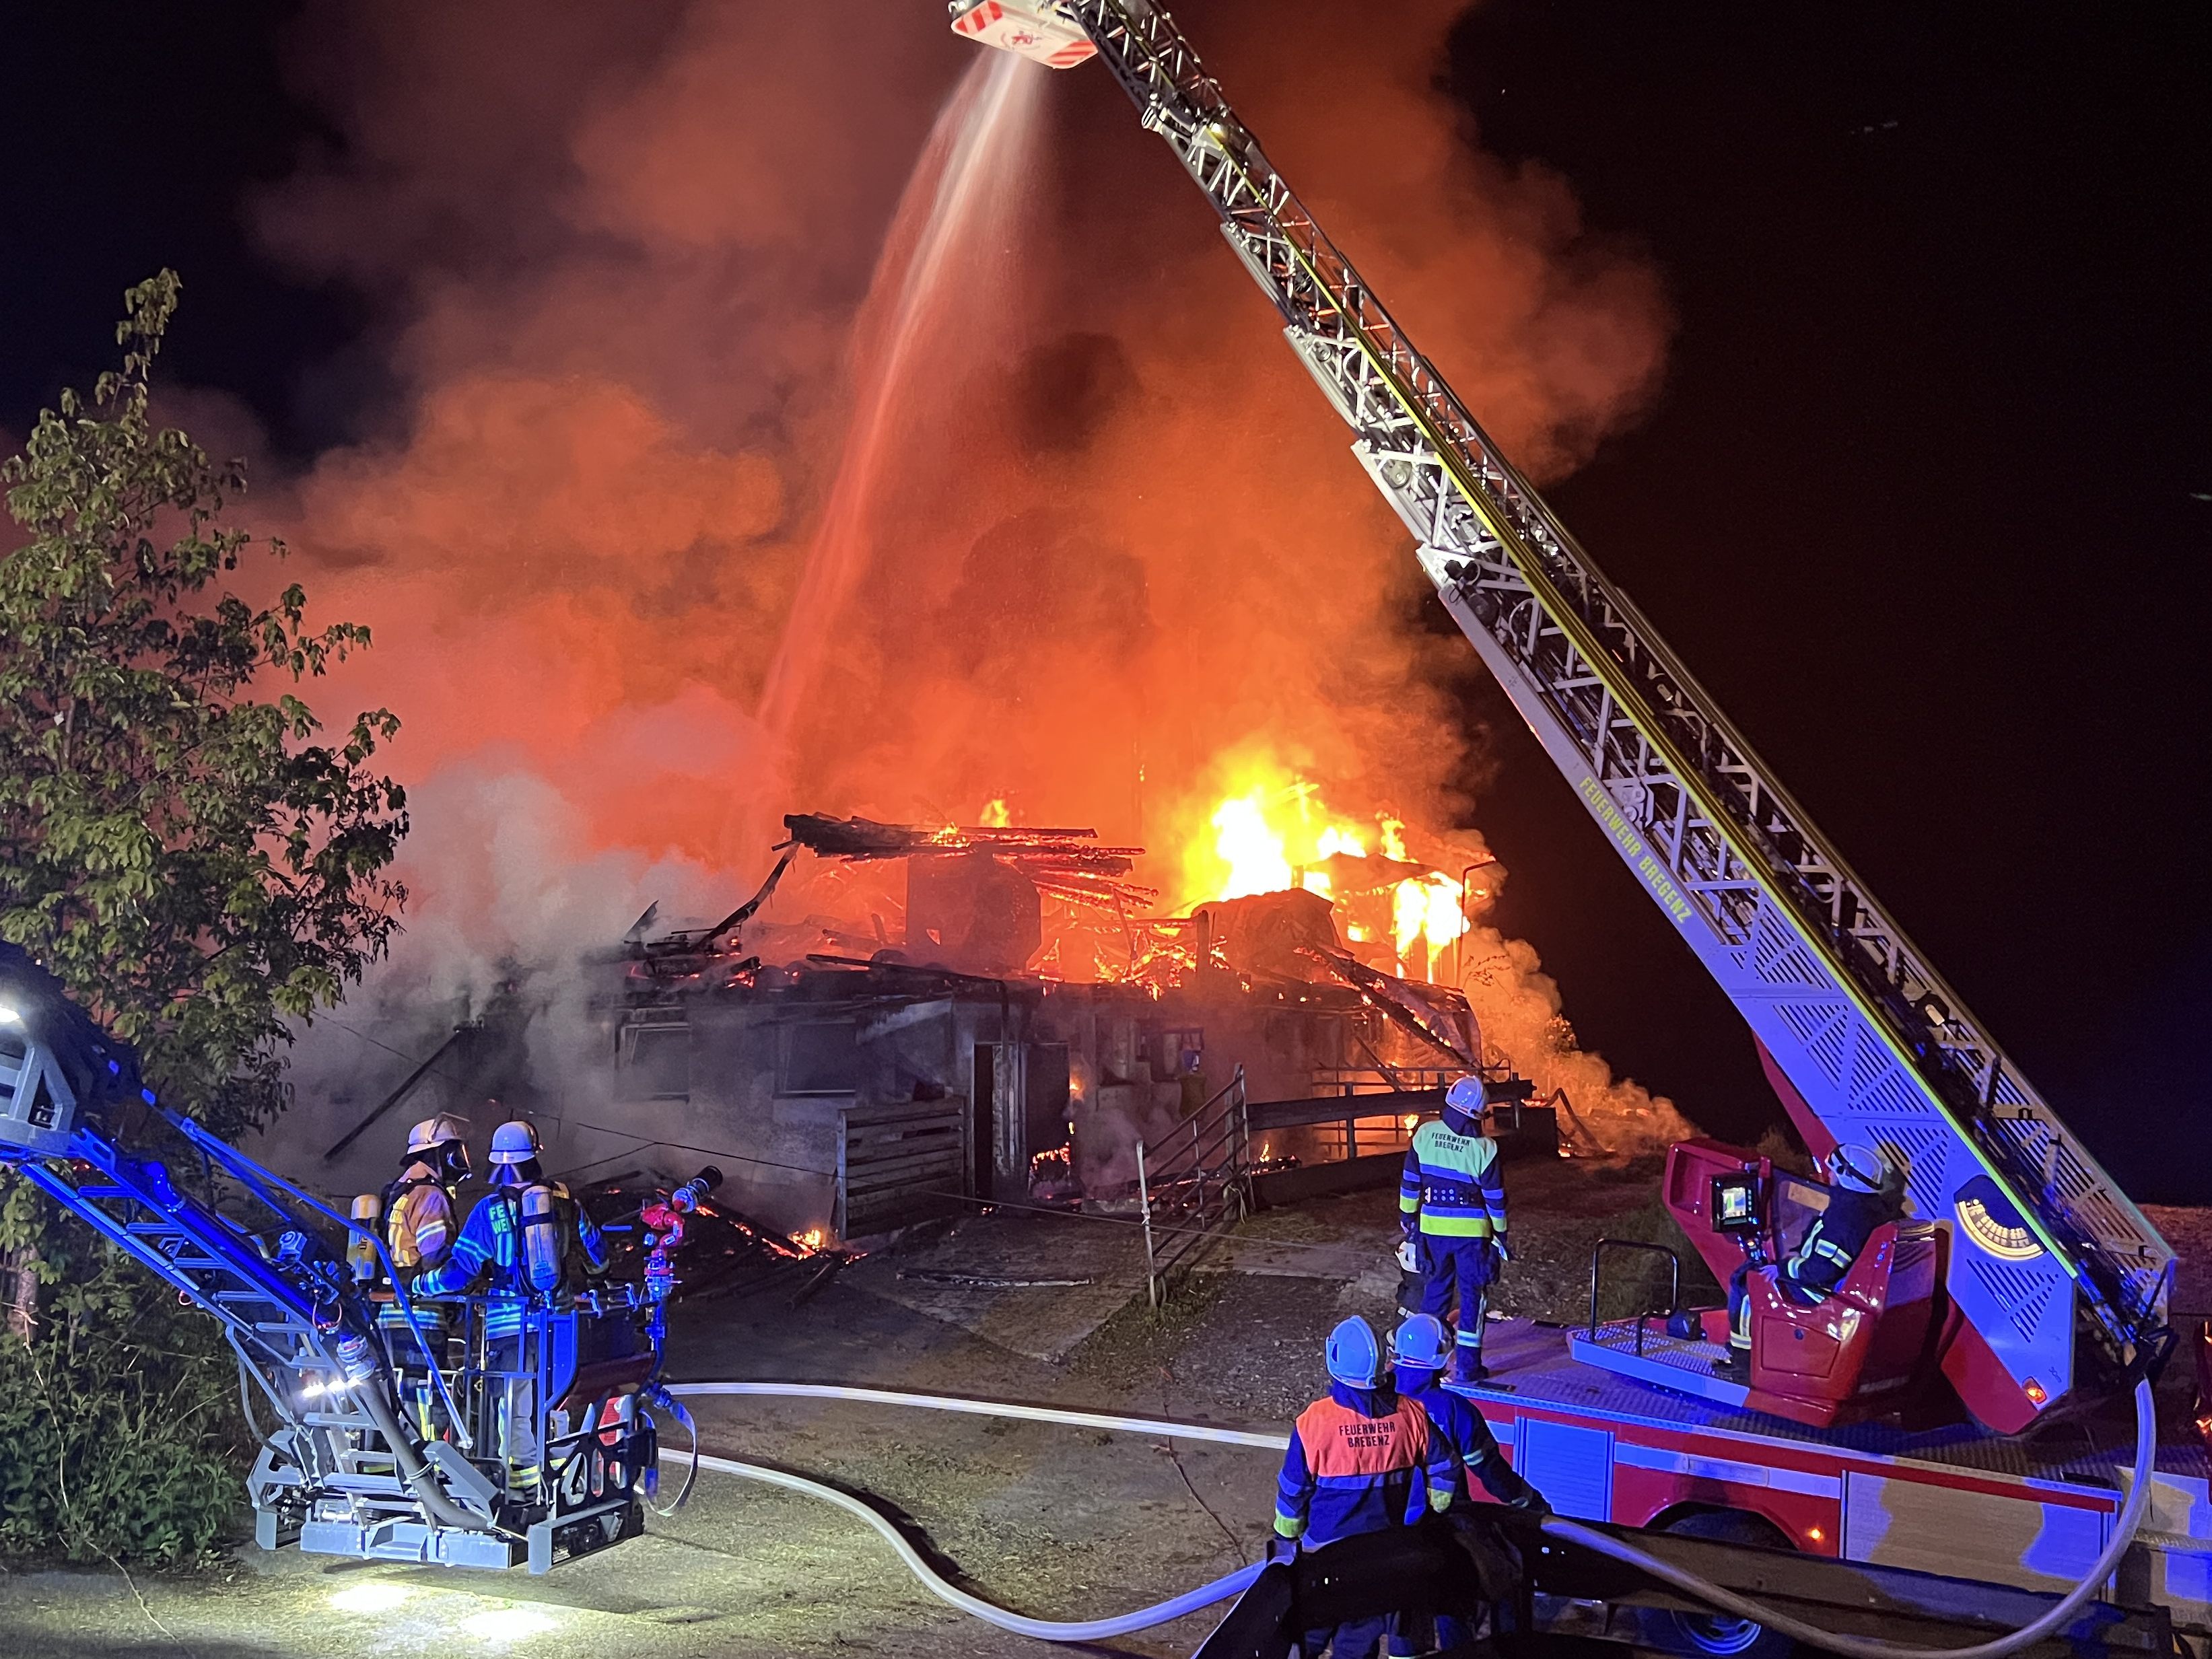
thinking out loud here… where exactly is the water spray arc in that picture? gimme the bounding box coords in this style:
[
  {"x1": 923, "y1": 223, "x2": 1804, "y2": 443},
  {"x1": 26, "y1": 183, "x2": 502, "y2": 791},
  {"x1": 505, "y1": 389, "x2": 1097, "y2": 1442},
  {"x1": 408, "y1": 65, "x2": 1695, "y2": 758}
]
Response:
[{"x1": 758, "y1": 48, "x2": 1044, "y2": 742}]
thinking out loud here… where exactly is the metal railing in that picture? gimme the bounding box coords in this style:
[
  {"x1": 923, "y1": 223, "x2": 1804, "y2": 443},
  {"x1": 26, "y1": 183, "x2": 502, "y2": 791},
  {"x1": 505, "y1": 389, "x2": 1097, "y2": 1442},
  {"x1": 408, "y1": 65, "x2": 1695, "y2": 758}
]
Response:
[
  {"x1": 1311, "y1": 1065, "x2": 1462, "y2": 1096},
  {"x1": 1587, "y1": 1238, "x2": 1683, "y2": 1357},
  {"x1": 1136, "y1": 1067, "x2": 1251, "y2": 1306}
]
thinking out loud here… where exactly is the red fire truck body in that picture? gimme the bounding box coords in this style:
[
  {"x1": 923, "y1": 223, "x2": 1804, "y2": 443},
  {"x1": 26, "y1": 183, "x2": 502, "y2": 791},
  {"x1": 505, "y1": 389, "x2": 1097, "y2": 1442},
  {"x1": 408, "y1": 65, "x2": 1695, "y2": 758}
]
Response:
[{"x1": 1474, "y1": 1318, "x2": 2207, "y2": 1627}]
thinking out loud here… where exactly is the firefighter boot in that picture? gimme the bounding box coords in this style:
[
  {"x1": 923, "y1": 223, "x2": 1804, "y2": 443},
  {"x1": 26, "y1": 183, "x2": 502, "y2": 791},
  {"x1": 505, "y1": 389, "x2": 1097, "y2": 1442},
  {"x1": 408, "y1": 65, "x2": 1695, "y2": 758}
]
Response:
[
  {"x1": 1452, "y1": 1287, "x2": 1490, "y2": 1385},
  {"x1": 1718, "y1": 1272, "x2": 1754, "y2": 1380}
]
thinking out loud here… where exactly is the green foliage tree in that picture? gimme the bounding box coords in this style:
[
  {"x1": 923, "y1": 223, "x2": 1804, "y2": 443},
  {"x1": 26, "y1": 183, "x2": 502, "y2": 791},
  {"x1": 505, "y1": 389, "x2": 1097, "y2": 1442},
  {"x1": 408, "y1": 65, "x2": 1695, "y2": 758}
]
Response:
[{"x1": 0, "y1": 271, "x2": 409, "y2": 1563}]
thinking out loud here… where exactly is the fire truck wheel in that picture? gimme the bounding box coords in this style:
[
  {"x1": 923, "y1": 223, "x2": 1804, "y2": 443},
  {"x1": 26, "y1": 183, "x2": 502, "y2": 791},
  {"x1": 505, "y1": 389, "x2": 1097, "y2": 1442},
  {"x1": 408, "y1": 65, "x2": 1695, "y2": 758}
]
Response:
[{"x1": 1647, "y1": 1509, "x2": 1796, "y2": 1659}]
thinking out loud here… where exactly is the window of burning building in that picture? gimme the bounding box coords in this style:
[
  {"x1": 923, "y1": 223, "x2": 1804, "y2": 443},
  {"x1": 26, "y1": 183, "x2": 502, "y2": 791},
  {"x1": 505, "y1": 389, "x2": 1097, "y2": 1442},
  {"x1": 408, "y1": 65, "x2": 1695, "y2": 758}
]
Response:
[
  {"x1": 619, "y1": 1023, "x2": 691, "y2": 1102},
  {"x1": 1137, "y1": 1027, "x2": 1204, "y2": 1081},
  {"x1": 782, "y1": 1020, "x2": 862, "y2": 1096}
]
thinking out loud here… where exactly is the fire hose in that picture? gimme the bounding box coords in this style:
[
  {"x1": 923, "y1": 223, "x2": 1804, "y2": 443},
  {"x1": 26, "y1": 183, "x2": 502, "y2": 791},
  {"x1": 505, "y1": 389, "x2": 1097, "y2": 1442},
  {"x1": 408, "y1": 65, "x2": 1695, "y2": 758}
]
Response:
[
  {"x1": 663, "y1": 1376, "x2": 2157, "y2": 1654},
  {"x1": 692, "y1": 1451, "x2": 1261, "y2": 1641}
]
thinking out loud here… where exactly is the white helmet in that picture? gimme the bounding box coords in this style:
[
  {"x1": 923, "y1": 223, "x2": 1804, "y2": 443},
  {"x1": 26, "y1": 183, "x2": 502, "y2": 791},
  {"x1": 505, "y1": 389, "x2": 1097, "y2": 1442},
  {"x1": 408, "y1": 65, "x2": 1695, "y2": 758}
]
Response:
[
  {"x1": 405, "y1": 1114, "x2": 469, "y2": 1156},
  {"x1": 1444, "y1": 1076, "x2": 1485, "y2": 1116},
  {"x1": 1828, "y1": 1142, "x2": 1891, "y2": 1197},
  {"x1": 488, "y1": 1119, "x2": 543, "y2": 1166}
]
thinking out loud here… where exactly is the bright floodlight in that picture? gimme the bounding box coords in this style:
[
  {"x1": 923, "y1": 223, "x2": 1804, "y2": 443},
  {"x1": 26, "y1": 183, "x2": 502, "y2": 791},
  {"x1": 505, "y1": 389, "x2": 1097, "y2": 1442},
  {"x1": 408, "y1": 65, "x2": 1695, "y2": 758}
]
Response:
[
  {"x1": 458, "y1": 1606, "x2": 561, "y2": 1642},
  {"x1": 329, "y1": 1581, "x2": 415, "y2": 1613},
  {"x1": 0, "y1": 1004, "x2": 20, "y2": 1025}
]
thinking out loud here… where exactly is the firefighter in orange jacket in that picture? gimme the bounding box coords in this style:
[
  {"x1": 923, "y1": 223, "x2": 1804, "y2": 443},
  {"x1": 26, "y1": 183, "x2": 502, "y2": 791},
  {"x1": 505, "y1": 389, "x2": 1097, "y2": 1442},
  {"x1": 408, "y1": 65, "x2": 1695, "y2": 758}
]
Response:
[
  {"x1": 378, "y1": 1114, "x2": 471, "y2": 1435},
  {"x1": 1272, "y1": 1316, "x2": 1458, "y2": 1659}
]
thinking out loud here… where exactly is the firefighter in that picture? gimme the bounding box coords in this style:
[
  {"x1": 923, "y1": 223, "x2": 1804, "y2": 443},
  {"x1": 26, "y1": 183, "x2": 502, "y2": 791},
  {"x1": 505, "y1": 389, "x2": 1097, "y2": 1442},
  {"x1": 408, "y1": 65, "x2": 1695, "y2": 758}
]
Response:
[
  {"x1": 1725, "y1": 1142, "x2": 1902, "y2": 1374},
  {"x1": 1399, "y1": 1077, "x2": 1509, "y2": 1384},
  {"x1": 1389, "y1": 1314, "x2": 1546, "y2": 1513},
  {"x1": 1272, "y1": 1316, "x2": 1459, "y2": 1659},
  {"x1": 414, "y1": 1119, "x2": 607, "y2": 1497},
  {"x1": 378, "y1": 1113, "x2": 472, "y2": 1435},
  {"x1": 1388, "y1": 1313, "x2": 1549, "y2": 1656}
]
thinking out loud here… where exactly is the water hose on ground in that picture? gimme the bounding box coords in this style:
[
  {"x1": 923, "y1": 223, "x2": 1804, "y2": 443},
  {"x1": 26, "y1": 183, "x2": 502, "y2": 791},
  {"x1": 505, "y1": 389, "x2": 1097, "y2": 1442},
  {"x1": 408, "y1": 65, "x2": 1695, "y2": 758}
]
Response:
[
  {"x1": 1537, "y1": 1376, "x2": 2157, "y2": 1659},
  {"x1": 666, "y1": 1376, "x2": 2157, "y2": 1655},
  {"x1": 696, "y1": 1450, "x2": 1262, "y2": 1641},
  {"x1": 668, "y1": 1380, "x2": 1290, "y2": 1448},
  {"x1": 641, "y1": 1386, "x2": 702, "y2": 1518}
]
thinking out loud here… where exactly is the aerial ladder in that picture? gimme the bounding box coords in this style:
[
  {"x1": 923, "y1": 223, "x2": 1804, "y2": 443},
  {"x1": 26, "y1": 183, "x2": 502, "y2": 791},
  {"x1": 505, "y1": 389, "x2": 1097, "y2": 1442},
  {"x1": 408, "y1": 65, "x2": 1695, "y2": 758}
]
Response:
[
  {"x1": 0, "y1": 943, "x2": 678, "y2": 1573},
  {"x1": 949, "y1": 0, "x2": 2172, "y2": 1434}
]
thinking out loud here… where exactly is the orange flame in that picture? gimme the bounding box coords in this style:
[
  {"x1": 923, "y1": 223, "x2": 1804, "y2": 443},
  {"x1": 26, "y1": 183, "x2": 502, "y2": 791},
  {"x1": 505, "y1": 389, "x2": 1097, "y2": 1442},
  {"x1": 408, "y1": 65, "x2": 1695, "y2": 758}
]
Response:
[{"x1": 1180, "y1": 760, "x2": 1467, "y2": 978}]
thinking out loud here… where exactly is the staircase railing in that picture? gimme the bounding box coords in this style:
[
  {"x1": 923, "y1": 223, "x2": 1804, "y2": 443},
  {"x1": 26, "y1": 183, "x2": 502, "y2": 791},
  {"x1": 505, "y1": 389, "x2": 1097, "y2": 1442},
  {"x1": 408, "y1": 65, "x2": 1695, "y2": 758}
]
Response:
[{"x1": 1136, "y1": 1066, "x2": 1251, "y2": 1306}]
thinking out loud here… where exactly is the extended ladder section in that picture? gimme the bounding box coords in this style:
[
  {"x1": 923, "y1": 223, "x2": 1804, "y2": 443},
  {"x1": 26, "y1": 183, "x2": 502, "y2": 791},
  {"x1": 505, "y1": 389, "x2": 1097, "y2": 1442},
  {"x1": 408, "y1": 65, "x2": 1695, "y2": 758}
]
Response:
[
  {"x1": 1025, "y1": 0, "x2": 2170, "y2": 1425},
  {"x1": 5, "y1": 1127, "x2": 479, "y2": 1545},
  {"x1": 0, "y1": 966, "x2": 520, "y2": 1563},
  {"x1": 16, "y1": 1132, "x2": 329, "y2": 1379}
]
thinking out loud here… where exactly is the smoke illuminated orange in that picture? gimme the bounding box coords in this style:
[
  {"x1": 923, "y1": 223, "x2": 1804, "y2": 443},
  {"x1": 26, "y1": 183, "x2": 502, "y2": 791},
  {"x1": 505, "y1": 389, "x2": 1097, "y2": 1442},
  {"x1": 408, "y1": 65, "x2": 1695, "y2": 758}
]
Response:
[{"x1": 256, "y1": 0, "x2": 1688, "y2": 1155}]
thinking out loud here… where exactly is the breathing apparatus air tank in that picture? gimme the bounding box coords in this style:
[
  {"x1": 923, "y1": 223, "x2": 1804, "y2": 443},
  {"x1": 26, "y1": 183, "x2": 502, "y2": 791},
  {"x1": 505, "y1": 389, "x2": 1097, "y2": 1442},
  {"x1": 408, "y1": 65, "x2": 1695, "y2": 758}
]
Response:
[
  {"x1": 520, "y1": 1182, "x2": 562, "y2": 1294},
  {"x1": 347, "y1": 1193, "x2": 383, "y2": 1283}
]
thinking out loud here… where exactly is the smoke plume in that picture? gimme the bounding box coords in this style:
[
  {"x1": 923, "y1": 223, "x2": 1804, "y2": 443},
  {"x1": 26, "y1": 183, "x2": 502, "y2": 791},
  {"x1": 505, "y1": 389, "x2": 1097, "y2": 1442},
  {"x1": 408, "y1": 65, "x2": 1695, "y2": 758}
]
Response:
[{"x1": 252, "y1": 0, "x2": 1679, "y2": 1152}]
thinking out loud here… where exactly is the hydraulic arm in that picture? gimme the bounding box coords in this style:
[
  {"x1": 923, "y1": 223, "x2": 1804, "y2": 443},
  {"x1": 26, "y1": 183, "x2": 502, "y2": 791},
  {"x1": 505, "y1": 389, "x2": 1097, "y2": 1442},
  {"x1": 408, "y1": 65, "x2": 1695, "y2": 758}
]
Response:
[
  {"x1": 951, "y1": 0, "x2": 2170, "y2": 1428},
  {"x1": 0, "y1": 944, "x2": 664, "y2": 1571}
]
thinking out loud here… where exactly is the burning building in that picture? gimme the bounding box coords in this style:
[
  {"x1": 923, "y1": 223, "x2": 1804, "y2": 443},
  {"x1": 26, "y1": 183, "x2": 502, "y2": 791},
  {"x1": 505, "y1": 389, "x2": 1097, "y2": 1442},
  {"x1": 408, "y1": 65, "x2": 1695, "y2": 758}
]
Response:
[
  {"x1": 254, "y1": 1, "x2": 1685, "y2": 1229},
  {"x1": 582, "y1": 784, "x2": 1565, "y2": 1245}
]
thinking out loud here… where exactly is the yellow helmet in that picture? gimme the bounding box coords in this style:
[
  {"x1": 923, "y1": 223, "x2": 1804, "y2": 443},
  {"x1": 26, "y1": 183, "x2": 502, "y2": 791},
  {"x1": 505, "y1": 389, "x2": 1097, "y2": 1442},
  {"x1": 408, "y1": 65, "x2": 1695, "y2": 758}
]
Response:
[{"x1": 405, "y1": 1114, "x2": 469, "y2": 1157}]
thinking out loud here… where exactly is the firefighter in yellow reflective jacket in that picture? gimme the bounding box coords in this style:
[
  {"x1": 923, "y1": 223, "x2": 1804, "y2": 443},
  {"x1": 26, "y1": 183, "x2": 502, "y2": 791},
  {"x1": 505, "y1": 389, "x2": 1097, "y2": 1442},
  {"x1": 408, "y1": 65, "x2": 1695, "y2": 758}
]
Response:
[
  {"x1": 378, "y1": 1114, "x2": 471, "y2": 1435},
  {"x1": 415, "y1": 1119, "x2": 607, "y2": 1495},
  {"x1": 1399, "y1": 1078, "x2": 1508, "y2": 1384}
]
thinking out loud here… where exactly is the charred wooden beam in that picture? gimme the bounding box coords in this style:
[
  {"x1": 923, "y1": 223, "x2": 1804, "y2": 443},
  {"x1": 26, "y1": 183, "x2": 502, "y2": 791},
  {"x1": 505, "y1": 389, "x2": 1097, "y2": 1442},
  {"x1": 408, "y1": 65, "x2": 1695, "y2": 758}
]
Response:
[{"x1": 781, "y1": 812, "x2": 1142, "y2": 874}]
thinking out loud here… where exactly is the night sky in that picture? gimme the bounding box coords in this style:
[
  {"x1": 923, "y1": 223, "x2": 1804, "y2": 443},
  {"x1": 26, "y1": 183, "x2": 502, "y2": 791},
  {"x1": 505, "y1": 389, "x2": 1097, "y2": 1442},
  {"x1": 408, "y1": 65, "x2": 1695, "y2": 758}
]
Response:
[{"x1": 3, "y1": 4, "x2": 2207, "y2": 1198}]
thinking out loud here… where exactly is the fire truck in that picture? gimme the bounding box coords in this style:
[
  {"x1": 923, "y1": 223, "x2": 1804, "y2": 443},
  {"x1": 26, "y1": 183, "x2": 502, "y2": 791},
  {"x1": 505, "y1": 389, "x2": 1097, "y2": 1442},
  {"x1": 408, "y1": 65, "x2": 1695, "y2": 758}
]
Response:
[{"x1": 951, "y1": 1, "x2": 2211, "y2": 1648}]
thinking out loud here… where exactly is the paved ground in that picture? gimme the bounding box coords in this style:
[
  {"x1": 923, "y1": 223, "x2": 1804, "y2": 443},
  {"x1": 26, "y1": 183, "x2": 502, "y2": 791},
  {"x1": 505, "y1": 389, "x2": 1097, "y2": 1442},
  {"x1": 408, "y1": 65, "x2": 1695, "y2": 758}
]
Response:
[{"x1": 5, "y1": 1161, "x2": 2187, "y2": 1658}]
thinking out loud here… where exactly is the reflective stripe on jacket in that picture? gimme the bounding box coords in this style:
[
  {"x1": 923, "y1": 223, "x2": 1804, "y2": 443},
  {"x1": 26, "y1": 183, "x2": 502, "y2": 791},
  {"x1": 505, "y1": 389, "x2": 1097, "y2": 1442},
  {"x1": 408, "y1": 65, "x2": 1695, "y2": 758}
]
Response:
[
  {"x1": 416, "y1": 1189, "x2": 526, "y2": 1335},
  {"x1": 380, "y1": 1166, "x2": 458, "y2": 1331},
  {"x1": 385, "y1": 1167, "x2": 456, "y2": 1271},
  {"x1": 1395, "y1": 1367, "x2": 1527, "y2": 1506},
  {"x1": 1398, "y1": 1118, "x2": 1508, "y2": 1239},
  {"x1": 1782, "y1": 1188, "x2": 1888, "y2": 1301},
  {"x1": 415, "y1": 1182, "x2": 609, "y2": 1337},
  {"x1": 1274, "y1": 1384, "x2": 1455, "y2": 1547}
]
